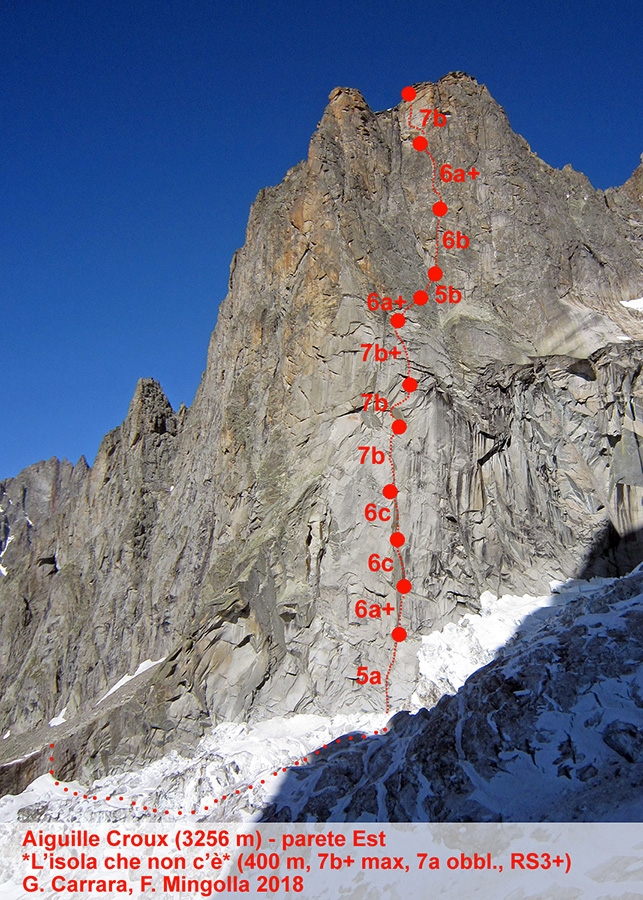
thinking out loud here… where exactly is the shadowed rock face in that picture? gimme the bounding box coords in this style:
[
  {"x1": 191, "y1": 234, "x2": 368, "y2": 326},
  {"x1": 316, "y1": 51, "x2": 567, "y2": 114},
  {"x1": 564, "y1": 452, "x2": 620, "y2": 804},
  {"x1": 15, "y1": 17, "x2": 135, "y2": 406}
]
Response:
[{"x1": 1, "y1": 73, "x2": 643, "y2": 791}]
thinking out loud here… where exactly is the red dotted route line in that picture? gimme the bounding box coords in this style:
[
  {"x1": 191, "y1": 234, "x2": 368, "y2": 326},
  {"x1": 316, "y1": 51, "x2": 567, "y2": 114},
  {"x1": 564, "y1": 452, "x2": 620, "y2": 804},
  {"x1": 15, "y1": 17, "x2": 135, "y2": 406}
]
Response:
[
  {"x1": 46, "y1": 729, "x2": 389, "y2": 817},
  {"x1": 381, "y1": 320, "x2": 412, "y2": 713},
  {"x1": 44, "y1": 84, "x2": 448, "y2": 804},
  {"x1": 379, "y1": 85, "x2": 450, "y2": 712},
  {"x1": 404, "y1": 88, "x2": 448, "y2": 289}
]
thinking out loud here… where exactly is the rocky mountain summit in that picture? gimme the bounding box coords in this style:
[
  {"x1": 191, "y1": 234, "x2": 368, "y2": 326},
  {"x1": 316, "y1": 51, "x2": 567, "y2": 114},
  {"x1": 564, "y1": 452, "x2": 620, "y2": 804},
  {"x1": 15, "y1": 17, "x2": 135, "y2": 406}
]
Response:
[{"x1": 1, "y1": 73, "x2": 643, "y2": 802}]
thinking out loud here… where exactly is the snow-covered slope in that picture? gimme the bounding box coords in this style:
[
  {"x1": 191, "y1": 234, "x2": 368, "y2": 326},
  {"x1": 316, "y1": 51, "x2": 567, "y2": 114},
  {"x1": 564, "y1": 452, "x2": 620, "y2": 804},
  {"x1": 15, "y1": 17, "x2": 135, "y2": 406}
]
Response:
[
  {"x1": 3, "y1": 570, "x2": 642, "y2": 823},
  {"x1": 0, "y1": 581, "x2": 553, "y2": 822},
  {"x1": 261, "y1": 567, "x2": 643, "y2": 822},
  {"x1": 0, "y1": 713, "x2": 387, "y2": 823}
]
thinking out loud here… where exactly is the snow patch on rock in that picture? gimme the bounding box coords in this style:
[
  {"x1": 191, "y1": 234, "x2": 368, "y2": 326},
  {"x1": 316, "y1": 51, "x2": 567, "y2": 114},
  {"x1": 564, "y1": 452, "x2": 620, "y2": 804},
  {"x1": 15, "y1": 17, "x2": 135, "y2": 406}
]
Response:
[
  {"x1": 48, "y1": 707, "x2": 67, "y2": 727},
  {"x1": 621, "y1": 297, "x2": 643, "y2": 310},
  {"x1": 96, "y1": 658, "x2": 165, "y2": 705}
]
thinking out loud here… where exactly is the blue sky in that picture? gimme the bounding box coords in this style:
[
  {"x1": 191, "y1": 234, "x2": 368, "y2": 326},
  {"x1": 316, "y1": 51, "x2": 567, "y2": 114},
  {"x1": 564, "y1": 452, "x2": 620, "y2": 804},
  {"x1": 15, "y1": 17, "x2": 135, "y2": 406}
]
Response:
[{"x1": 2, "y1": 0, "x2": 642, "y2": 479}]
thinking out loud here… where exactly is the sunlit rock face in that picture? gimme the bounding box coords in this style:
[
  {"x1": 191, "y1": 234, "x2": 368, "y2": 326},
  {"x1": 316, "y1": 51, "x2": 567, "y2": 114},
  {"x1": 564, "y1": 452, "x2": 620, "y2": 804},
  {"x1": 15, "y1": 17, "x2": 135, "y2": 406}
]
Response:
[{"x1": 1, "y1": 73, "x2": 643, "y2": 794}]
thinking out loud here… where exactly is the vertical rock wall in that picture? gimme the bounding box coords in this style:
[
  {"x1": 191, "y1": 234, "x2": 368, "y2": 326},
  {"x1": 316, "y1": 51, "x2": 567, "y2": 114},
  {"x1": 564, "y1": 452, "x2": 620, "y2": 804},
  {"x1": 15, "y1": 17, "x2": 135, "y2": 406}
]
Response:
[{"x1": 1, "y1": 73, "x2": 643, "y2": 786}]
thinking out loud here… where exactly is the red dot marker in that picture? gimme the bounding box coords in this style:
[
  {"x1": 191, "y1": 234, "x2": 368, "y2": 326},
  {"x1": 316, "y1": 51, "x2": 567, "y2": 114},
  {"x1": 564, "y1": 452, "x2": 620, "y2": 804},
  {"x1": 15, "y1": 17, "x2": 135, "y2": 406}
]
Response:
[
  {"x1": 392, "y1": 626, "x2": 407, "y2": 642},
  {"x1": 383, "y1": 483, "x2": 398, "y2": 500},
  {"x1": 413, "y1": 290, "x2": 428, "y2": 306},
  {"x1": 390, "y1": 312, "x2": 405, "y2": 328},
  {"x1": 413, "y1": 136, "x2": 428, "y2": 152},
  {"x1": 392, "y1": 419, "x2": 407, "y2": 435},
  {"x1": 397, "y1": 578, "x2": 412, "y2": 594},
  {"x1": 428, "y1": 265, "x2": 443, "y2": 282},
  {"x1": 433, "y1": 200, "x2": 448, "y2": 217},
  {"x1": 402, "y1": 376, "x2": 418, "y2": 392},
  {"x1": 401, "y1": 86, "x2": 416, "y2": 102},
  {"x1": 390, "y1": 532, "x2": 405, "y2": 548}
]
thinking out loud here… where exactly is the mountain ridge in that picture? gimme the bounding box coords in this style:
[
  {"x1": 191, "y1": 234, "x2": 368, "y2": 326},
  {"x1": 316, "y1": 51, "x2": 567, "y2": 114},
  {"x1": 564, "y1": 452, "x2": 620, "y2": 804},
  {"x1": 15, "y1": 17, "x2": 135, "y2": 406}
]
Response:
[{"x1": 2, "y1": 72, "x2": 643, "y2": 797}]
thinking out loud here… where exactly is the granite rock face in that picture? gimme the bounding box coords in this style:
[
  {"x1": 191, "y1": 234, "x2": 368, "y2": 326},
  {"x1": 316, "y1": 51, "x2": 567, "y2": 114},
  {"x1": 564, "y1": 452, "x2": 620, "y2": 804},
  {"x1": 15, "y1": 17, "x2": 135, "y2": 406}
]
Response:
[
  {"x1": 620, "y1": 153, "x2": 643, "y2": 205},
  {"x1": 1, "y1": 73, "x2": 643, "y2": 792}
]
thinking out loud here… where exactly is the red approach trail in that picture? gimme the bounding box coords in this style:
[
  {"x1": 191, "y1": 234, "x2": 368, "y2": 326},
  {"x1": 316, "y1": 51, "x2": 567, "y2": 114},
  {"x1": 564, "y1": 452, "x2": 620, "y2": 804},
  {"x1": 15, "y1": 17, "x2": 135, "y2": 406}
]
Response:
[{"x1": 45, "y1": 728, "x2": 388, "y2": 819}]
